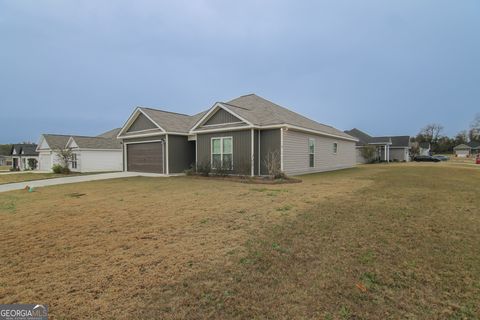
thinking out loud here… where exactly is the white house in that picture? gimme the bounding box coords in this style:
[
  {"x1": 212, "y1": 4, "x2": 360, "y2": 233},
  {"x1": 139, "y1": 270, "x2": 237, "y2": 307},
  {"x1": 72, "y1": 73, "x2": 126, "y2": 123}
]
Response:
[
  {"x1": 11, "y1": 144, "x2": 39, "y2": 170},
  {"x1": 36, "y1": 129, "x2": 122, "y2": 172}
]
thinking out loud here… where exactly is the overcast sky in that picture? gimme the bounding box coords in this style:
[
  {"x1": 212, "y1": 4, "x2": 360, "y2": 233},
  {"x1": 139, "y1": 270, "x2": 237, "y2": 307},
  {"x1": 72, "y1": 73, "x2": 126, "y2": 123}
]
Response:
[{"x1": 0, "y1": 0, "x2": 479, "y2": 143}]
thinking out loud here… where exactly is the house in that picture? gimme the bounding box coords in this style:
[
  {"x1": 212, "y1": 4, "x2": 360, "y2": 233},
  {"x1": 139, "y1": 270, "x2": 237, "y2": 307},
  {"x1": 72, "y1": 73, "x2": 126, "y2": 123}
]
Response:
[
  {"x1": 117, "y1": 94, "x2": 358, "y2": 176},
  {"x1": 36, "y1": 129, "x2": 122, "y2": 172},
  {"x1": 65, "y1": 133, "x2": 122, "y2": 172},
  {"x1": 419, "y1": 142, "x2": 431, "y2": 156},
  {"x1": 344, "y1": 128, "x2": 410, "y2": 163},
  {"x1": 10, "y1": 144, "x2": 39, "y2": 170},
  {"x1": 454, "y1": 141, "x2": 480, "y2": 157}
]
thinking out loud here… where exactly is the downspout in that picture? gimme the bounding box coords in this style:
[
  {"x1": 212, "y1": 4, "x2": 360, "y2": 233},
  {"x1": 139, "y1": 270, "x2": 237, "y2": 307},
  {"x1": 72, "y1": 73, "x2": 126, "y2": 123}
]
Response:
[
  {"x1": 251, "y1": 128, "x2": 254, "y2": 176},
  {"x1": 280, "y1": 128, "x2": 284, "y2": 172},
  {"x1": 166, "y1": 134, "x2": 169, "y2": 175}
]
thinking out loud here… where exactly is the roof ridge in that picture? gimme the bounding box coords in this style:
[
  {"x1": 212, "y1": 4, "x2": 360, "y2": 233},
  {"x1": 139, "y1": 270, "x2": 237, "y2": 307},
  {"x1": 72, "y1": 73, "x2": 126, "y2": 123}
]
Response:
[{"x1": 139, "y1": 106, "x2": 193, "y2": 118}]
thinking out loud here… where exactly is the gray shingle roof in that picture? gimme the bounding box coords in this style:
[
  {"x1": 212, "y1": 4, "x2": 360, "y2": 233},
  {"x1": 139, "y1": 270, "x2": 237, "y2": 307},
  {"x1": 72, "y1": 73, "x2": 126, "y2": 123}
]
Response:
[
  {"x1": 222, "y1": 94, "x2": 355, "y2": 140},
  {"x1": 97, "y1": 128, "x2": 121, "y2": 139},
  {"x1": 454, "y1": 144, "x2": 471, "y2": 150},
  {"x1": 344, "y1": 128, "x2": 410, "y2": 147},
  {"x1": 139, "y1": 108, "x2": 203, "y2": 134},
  {"x1": 42, "y1": 134, "x2": 71, "y2": 149},
  {"x1": 70, "y1": 136, "x2": 121, "y2": 149},
  {"x1": 11, "y1": 144, "x2": 39, "y2": 156}
]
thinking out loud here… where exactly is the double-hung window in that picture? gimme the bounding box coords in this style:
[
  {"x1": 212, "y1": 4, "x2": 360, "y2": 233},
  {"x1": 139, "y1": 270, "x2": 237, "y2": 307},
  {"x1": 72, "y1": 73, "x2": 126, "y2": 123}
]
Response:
[
  {"x1": 333, "y1": 143, "x2": 338, "y2": 154},
  {"x1": 308, "y1": 138, "x2": 315, "y2": 168},
  {"x1": 71, "y1": 153, "x2": 78, "y2": 169},
  {"x1": 211, "y1": 137, "x2": 233, "y2": 170}
]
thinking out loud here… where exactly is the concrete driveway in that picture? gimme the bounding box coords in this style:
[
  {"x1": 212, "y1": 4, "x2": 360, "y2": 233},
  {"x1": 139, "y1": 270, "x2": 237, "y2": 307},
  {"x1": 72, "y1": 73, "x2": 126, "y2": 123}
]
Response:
[{"x1": 0, "y1": 172, "x2": 168, "y2": 193}]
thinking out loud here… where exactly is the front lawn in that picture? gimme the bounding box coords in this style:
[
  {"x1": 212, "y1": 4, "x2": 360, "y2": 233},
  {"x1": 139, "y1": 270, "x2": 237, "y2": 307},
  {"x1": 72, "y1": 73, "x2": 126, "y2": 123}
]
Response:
[
  {"x1": 0, "y1": 172, "x2": 83, "y2": 185},
  {"x1": 0, "y1": 163, "x2": 479, "y2": 319}
]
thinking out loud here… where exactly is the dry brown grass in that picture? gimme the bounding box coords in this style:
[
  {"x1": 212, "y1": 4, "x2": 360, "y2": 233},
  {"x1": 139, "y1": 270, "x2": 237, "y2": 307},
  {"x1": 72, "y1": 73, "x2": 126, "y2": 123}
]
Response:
[
  {"x1": 0, "y1": 163, "x2": 479, "y2": 319},
  {"x1": 0, "y1": 172, "x2": 82, "y2": 185}
]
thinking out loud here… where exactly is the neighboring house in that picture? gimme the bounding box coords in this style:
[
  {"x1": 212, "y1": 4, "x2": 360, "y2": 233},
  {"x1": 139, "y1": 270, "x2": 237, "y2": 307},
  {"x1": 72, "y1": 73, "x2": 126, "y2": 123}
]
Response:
[
  {"x1": 65, "y1": 133, "x2": 122, "y2": 172},
  {"x1": 344, "y1": 128, "x2": 410, "y2": 163},
  {"x1": 454, "y1": 141, "x2": 480, "y2": 157},
  {"x1": 10, "y1": 144, "x2": 39, "y2": 170},
  {"x1": 419, "y1": 142, "x2": 431, "y2": 156},
  {"x1": 36, "y1": 129, "x2": 122, "y2": 172},
  {"x1": 36, "y1": 134, "x2": 71, "y2": 171},
  {"x1": 117, "y1": 94, "x2": 358, "y2": 176}
]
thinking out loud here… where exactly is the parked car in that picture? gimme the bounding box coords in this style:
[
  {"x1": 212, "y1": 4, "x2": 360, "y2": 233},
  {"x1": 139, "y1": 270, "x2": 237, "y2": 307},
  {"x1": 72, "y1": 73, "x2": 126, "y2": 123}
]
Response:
[
  {"x1": 413, "y1": 155, "x2": 441, "y2": 162},
  {"x1": 433, "y1": 155, "x2": 449, "y2": 161}
]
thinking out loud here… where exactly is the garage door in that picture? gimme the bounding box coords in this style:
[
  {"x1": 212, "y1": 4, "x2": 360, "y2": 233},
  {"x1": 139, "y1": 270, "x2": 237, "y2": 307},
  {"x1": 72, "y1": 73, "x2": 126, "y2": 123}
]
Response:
[
  {"x1": 127, "y1": 142, "x2": 164, "y2": 173},
  {"x1": 39, "y1": 153, "x2": 51, "y2": 171}
]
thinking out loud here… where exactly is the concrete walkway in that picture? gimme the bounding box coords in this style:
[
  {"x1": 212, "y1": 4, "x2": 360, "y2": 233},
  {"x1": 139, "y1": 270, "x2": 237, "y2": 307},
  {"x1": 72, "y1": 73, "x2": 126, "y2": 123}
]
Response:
[{"x1": 0, "y1": 172, "x2": 168, "y2": 193}]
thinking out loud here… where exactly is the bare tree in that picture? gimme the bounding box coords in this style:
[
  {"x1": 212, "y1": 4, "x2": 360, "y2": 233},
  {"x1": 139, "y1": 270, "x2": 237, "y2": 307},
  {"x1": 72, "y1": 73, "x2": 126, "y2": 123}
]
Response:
[
  {"x1": 263, "y1": 150, "x2": 283, "y2": 178},
  {"x1": 418, "y1": 123, "x2": 444, "y2": 145},
  {"x1": 469, "y1": 113, "x2": 480, "y2": 142},
  {"x1": 54, "y1": 147, "x2": 74, "y2": 169},
  {"x1": 455, "y1": 131, "x2": 468, "y2": 145},
  {"x1": 359, "y1": 145, "x2": 377, "y2": 163}
]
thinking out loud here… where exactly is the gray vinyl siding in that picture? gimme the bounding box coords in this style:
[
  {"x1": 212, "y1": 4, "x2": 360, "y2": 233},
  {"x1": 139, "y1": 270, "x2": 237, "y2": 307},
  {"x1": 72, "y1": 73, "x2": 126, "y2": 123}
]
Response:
[
  {"x1": 283, "y1": 130, "x2": 356, "y2": 175},
  {"x1": 260, "y1": 129, "x2": 281, "y2": 175},
  {"x1": 168, "y1": 135, "x2": 196, "y2": 173},
  {"x1": 254, "y1": 130, "x2": 259, "y2": 175},
  {"x1": 127, "y1": 113, "x2": 157, "y2": 132},
  {"x1": 196, "y1": 129, "x2": 252, "y2": 175},
  {"x1": 204, "y1": 109, "x2": 242, "y2": 126}
]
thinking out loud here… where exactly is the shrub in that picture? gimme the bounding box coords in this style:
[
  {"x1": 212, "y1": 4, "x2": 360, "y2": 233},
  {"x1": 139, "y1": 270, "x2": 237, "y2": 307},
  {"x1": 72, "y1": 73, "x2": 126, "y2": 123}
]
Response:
[
  {"x1": 52, "y1": 164, "x2": 63, "y2": 174},
  {"x1": 9, "y1": 167, "x2": 19, "y2": 172},
  {"x1": 28, "y1": 158, "x2": 38, "y2": 170},
  {"x1": 52, "y1": 164, "x2": 70, "y2": 174},
  {"x1": 212, "y1": 166, "x2": 229, "y2": 177},
  {"x1": 360, "y1": 145, "x2": 377, "y2": 163},
  {"x1": 196, "y1": 161, "x2": 211, "y2": 177}
]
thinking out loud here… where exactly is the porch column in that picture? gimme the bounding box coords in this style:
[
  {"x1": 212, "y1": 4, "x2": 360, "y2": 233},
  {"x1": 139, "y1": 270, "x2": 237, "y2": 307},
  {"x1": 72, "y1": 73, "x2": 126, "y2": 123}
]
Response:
[{"x1": 384, "y1": 145, "x2": 387, "y2": 161}]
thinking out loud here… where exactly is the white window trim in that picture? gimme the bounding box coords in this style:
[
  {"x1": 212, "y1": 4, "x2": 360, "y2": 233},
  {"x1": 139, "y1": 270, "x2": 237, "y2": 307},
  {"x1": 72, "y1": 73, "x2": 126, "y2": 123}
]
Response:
[
  {"x1": 333, "y1": 142, "x2": 338, "y2": 155},
  {"x1": 309, "y1": 138, "x2": 315, "y2": 168},
  {"x1": 210, "y1": 136, "x2": 233, "y2": 170}
]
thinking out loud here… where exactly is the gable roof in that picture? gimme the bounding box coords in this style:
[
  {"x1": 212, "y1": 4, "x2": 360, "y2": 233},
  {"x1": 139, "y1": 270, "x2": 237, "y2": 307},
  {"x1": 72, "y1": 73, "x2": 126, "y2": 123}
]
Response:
[
  {"x1": 97, "y1": 128, "x2": 121, "y2": 139},
  {"x1": 220, "y1": 94, "x2": 355, "y2": 140},
  {"x1": 139, "y1": 108, "x2": 199, "y2": 134},
  {"x1": 10, "y1": 144, "x2": 39, "y2": 156},
  {"x1": 454, "y1": 144, "x2": 471, "y2": 150},
  {"x1": 345, "y1": 128, "x2": 410, "y2": 147},
  {"x1": 69, "y1": 136, "x2": 121, "y2": 150},
  {"x1": 40, "y1": 134, "x2": 71, "y2": 150},
  {"x1": 119, "y1": 94, "x2": 356, "y2": 141}
]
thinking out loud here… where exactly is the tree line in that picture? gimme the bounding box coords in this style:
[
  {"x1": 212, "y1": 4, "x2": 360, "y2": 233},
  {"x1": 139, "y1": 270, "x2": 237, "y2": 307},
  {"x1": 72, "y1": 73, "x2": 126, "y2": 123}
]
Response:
[{"x1": 412, "y1": 113, "x2": 480, "y2": 154}]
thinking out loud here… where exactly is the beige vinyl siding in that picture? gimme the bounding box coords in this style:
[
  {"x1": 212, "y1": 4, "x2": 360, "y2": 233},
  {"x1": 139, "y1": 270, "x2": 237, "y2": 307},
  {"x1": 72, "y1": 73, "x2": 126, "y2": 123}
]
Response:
[{"x1": 283, "y1": 129, "x2": 356, "y2": 175}]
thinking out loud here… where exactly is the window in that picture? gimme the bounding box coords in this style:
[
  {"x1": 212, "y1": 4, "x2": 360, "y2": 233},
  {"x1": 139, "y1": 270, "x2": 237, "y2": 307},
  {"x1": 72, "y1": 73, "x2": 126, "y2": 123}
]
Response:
[
  {"x1": 309, "y1": 138, "x2": 315, "y2": 168},
  {"x1": 333, "y1": 143, "x2": 338, "y2": 154},
  {"x1": 211, "y1": 137, "x2": 233, "y2": 170},
  {"x1": 71, "y1": 153, "x2": 78, "y2": 169}
]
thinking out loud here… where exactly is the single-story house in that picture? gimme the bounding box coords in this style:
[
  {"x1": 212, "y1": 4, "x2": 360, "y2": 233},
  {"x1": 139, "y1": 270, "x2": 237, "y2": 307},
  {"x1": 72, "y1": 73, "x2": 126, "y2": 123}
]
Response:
[
  {"x1": 117, "y1": 94, "x2": 358, "y2": 176},
  {"x1": 344, "y1": 128, "x2": 410, "y2": 163},
  {"x1": 454, "y1": 141, "x2": 480, "y2": 157},
  {"x1": 36, "y1": 129, "x2": 122, "y2": 172},
  {"x1": 10, "y1": 144, "x2": 39, "y2": 170}
]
